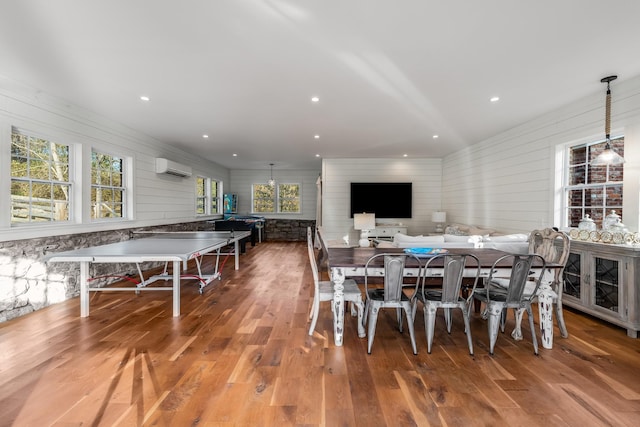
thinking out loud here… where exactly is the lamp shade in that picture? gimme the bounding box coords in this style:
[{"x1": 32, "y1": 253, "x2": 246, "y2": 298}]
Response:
[
  {"x1": 354, "y1": 213, "x2": 375, "y2": 230},
  {"x1": 431, "y1": 211, "x2": 447, "y2": 223}
]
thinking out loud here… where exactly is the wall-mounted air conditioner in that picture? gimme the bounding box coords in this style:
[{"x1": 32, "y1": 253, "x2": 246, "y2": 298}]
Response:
[{"x1": 155, "y1": 158, "x2": 192, "y2": 177}]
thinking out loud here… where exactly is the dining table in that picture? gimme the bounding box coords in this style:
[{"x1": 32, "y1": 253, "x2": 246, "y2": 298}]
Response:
[{"x1": 326, "y1": 246, "x2": 562, "y2": 348}]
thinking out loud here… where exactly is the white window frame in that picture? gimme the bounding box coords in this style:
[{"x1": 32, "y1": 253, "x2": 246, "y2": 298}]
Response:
[
  {"x1": 251, "y1": 182, "x2": 301, "y2": 214},
  {"x1": 90, "y1": 149, "x2": 127, "y2": 221},
  {"x1": 558, "y1": 134, "x2": 624, "y2": 229},
  {"x1": 195, "y1": 176, "x2": 222, "y2": 216},
  {"x1": 10, "y1": 127, "x2": 73, "y2": 226}
]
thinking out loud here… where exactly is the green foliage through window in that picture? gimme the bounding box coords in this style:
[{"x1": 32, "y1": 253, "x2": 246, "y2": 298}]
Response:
[
  {"x1": 195, "y1": 177, "x2": 220, "y2": 215},
  {"x1": 10, "y1": 129, "x2": 71, "y2": 223},
  {"x1": 91, "y1": 150, "x2": 125, "y2": 219},
  {"x1": 252, "y1": 183, "x2": 300, "y2": 213}
]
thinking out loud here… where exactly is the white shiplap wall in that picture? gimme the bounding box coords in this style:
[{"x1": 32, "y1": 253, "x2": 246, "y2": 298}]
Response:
[
  {"x1": 0, "y1": 78, "x2": 229, "y2": 241},
  {"x1": 442, "y1": 74, "x2": 640, "y2": 234},
  {"x1": 228, "y1": 168, "x2": 321, "y2": 219},
  {"x1": 321, "y1": 158, "x2": 442, "y2": 240}
]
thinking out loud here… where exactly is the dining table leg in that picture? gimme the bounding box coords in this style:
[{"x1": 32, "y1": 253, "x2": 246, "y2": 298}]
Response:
[{"x1": 331, "y1": 267, "x2": 345, "y2": 346}]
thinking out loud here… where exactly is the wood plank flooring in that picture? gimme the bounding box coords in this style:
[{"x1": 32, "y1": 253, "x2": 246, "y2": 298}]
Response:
[{"x1": 2, "y1": 241, "x2": 640, "y2": 426}]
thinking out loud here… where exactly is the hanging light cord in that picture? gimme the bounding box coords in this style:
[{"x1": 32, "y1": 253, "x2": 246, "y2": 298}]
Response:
[{"x1": 605, "y1": 81, "x2": 612, "y2": 141}]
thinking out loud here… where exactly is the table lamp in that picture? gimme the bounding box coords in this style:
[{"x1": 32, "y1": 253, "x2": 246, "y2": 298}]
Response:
[
  {"x1": 354, "y1": 213, "x2": 376, "y2": 247},
  {"x1": 432, "y1": 211, "x2": 447, "y2": 233}
]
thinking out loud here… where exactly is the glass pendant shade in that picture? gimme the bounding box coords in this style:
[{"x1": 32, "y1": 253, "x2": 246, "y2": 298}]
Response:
[
  {"x1": 268, "y1": 163, "x2": 275, "y2": 187},
  {"x1": 591, "y1": 141, "x2": 625, "y2": 166}
]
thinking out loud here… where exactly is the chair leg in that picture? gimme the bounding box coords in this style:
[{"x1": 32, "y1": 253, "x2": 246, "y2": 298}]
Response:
[
  {"x1": 425, "y1": 305, "x2": 437, "y2": 354},
  {"x1": 511, "y1": 308, "x2": 525, "y2": 341},
  {"x1": 355, "y1": 298, "x2": 366, "y2": 338},
  {"x1": 444, "y1": 308, "x2": 452, "y2": 333},
  {"x1": 556, "y1": 300, "x2": 569, "y2": 338},
  {"x1": 461, "y1": 306, "x2": 474, "y2": 356},
  {"x1": 367, "y1": 306, "x2": 380, "y2": 354},
  {"x1": 397, "y1": 307, "x2": 404, "y2": 333},
  {"x1": 526, "y1": 305, "x2": 539, "y2": 355},
  {"x1": 487, "y1": 304, "x2": 502, "y2": 355},
  {"x1": 363, "y1": 299, "x2": 370, "y2": 327},
  {"x1": 404, "y1": 304, "x2": 417, "y2": 355},
  {"x1": 308, "y1": 297, "x2": 320, "y2": 336},
  {"x1": 309, "y1": 296, "x2": 315, "y2": 320},
  {"x1": 411, "y1": 299, "x2": 418, "y2": 321}
]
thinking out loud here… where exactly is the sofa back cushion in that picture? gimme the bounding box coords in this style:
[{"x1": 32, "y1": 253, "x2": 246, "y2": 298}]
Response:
[{"x1": 393, "y1": 233, "x2": 445, "y2": 245}]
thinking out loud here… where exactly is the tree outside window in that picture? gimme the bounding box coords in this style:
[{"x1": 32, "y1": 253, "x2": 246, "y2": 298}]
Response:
[
  {"x1": 210, "y1": 179, "x2": 219, "y2": 213},
  {"x1": 196, "y1": 177, "x2": 220, "y2": 215},
  {"x1": 565, "y1": 136, "x2": 624, "y2": 228},
  {"x1": 196, "y1": 177, "x2": 206, "y2": 215},
  {"x1": 91, "y1": 150, "x2": 125, "y2": 219},
  {"x1": 10, "y1": 129, "x2": 71, "y2": 224},
  {"x1": 252, "y1": 183, "x2": 300, "y2": 213}
]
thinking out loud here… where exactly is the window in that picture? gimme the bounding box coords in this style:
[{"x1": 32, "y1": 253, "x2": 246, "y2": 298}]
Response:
[
  {"x1": 91, "y1": 150, "x2": 125, "y2": 219},
  {"x1": 252, "y1": 183, "x2": 300, "y2": 213},
  {"x1": 195, "y1": 176, "x2": 220, "y2": 215},
  {"x1": 564, "y1": 136, "x2": 623, "y2": 228},
  {"x1": 10, "y1": 128, "x2": 71, "y2": 224},
  {"x1": 196, "y1": 177, "x2": 206, "y2": 215},
  {"x1": 210, "y1": 179, "x2": 219, "y2": 213}
]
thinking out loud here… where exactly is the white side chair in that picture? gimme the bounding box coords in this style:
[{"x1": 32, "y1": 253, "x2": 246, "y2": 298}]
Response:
[
  {"x1": 307, "y1": 227, "x2": 365, "y2": 337},
  {"x1": 490, "y1": 228, "x2": 571, "y2": 341}
]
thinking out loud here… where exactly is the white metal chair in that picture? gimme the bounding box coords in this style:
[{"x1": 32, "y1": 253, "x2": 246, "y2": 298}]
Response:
[
  {"x1": 490, "y1": 228, "x2": 571, "y2": 340},
  {"x1": 307, "y1": 227, "x2": 365, "y2": 337},
  {"x1": 363, "y1": 253, "x2": 421, "y2": 354},
  {"x1": 471, "y1": 253, "x2": 546, "y2": 355},
  {"x1": 412, "y1": 253, "x2": 480, "y2": 355}
]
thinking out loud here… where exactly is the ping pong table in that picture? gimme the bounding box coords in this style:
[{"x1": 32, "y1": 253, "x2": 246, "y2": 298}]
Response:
[{"x1": 44, "y1": 230, "x2": 251, "y2": 317}]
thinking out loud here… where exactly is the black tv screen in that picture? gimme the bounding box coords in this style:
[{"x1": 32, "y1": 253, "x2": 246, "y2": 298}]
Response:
[{"x1": 350, "y1": 182, "x2": 412, "y2": 218}]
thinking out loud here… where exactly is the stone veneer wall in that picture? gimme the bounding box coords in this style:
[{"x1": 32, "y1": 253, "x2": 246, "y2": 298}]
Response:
[
  {"x1": 264, "y1": 219, "x2": 315, "y2": 241},
  {"x1": 0, "y1": 221, "x2": 216, "y2": 322}
]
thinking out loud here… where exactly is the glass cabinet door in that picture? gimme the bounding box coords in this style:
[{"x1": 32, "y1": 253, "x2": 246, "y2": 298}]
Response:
[
  {"x1": 563, "y1": 252, "x2": 582, "y2": 299},
  {"x1": 592, "y1": 256, "x2": 620, "y2": 313}
]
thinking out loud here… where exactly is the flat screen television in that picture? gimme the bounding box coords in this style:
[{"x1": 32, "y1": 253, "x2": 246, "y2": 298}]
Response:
[{"x1": 350, "y1": 182, "x2": 412, "y2": 218}]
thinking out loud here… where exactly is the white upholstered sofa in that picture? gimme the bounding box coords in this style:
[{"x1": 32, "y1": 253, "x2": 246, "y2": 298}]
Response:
[{"x1": 376, "y1": 231, "x2": 530, "y2": 254}]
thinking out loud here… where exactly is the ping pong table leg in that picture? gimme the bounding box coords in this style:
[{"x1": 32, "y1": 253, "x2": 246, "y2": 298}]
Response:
[
  {"x1": 80, "y1": 261, "x2": 90, "y2": 317},
  {"x1": 173, "y1": 260, "x2": 180, "y2": 317},
  {"x1": 234, "y1": 239, "x2": 240, "y2": 270}
]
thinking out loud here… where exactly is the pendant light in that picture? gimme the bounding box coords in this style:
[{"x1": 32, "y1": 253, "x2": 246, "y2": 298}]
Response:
[
  {"x1": 268, "y1": 163, "x2": 276, "y2": 187},
  {"x1": 591, "y1": 75, "x2": 625, "y2": 166}
]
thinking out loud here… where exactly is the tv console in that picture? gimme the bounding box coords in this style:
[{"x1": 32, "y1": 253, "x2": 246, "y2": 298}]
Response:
[{"x1": 367, "y1": 225, "x2": 407, "y2": 240}]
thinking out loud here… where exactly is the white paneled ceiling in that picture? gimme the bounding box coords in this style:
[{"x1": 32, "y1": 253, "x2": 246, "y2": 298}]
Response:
[{"x1": 2, "y1": 0, "x2": 640, "y2": 170}]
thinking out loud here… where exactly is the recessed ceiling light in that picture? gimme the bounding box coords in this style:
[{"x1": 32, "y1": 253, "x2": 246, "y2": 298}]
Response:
[
  {"x1": 432, "y1": 135, "x2": 439, "y2": 139},
  {"x1": 314, "y1": 134, "x2": 320, "y2": 139},
  {"x1": 232, "y1": 153, "x2": 237, "y2": 157},
  {"x1": 202, "y1": 134, "x2": 209, "y2": 139},
  {"x1": 403, "y1": 154, "x2": 408, "y2": 157},
  {"x1": 490, "y1": 96, "x2": 500, "y2": 102},
  {"x1": 140, "y1": 95, "x2": 150, "y2": 101},
  {"x1": 315, "y1": 154, "x2": 320, "y2": 157},
  {"x1": 311, "y1": 96, "x2": 319, "y2": 103}
]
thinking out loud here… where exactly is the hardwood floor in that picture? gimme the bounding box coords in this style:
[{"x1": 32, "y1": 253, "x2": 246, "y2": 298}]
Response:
[{"x1": 2, "y1": 241, "x2": 640, "y2": 426}]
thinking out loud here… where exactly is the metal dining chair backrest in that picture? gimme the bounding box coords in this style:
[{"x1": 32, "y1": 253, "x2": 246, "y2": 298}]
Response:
[
  {"x1": 439, "y1": 255, "x2": 467, "y2": 303},
  {"x1": 383, "y1": 255, "x2": 407, "y2": 302},
  {"x1": 498, "y1": 254, "x2": 546, "y2": 304}
]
